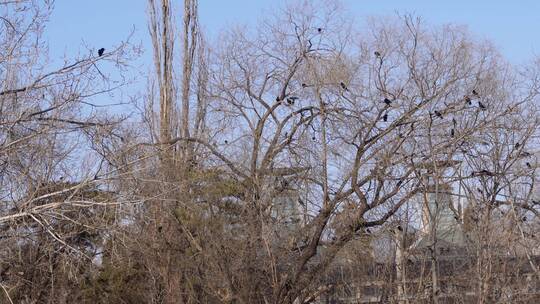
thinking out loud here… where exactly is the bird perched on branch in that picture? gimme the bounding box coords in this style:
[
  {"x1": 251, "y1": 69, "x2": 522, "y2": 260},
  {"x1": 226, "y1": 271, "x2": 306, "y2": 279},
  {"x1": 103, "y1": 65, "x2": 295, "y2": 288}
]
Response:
[
  {"x1": 434, "y1": 110, "x2": 443, "y2": 119},
  {"x1": 383, "y1": 113, "x2": 388, "y2": 122},
  {"x1": 98, "y1": 48, "x2": 105, "y2": 57},
  {"x1": 340, "y1": 82, "x2": 348, "y2": 91},
  {"x1": 472, "y1": 90, "x2": 479, "y2": 96},
  {"x1": 286, "y1": 96, "x2": 299, "y2": 105},
  {"x1": 478, "y1": 101, "x2": 486, "y2": 110},
  {"x1": 374, "y1": 51, "x2": 381, "y2": 57},
  {"x1": 474, "y1": 169, "x2": 495, "y2": 177},
  {"x1": 383, "y1": 98, "x2": 392, "y2": 106}
]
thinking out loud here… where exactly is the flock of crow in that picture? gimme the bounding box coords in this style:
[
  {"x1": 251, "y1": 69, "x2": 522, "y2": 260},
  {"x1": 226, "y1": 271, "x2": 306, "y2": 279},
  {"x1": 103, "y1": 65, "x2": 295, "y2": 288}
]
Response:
[{"x1": 276, "y1": 50, "x2": 488, "y2": 141}]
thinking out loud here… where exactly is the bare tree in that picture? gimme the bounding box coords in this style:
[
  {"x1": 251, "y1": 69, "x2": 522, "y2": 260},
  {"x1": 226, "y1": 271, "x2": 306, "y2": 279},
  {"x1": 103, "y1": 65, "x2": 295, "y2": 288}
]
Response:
[
  {"x1": 2, "y1": 1, "x2": 540, "y2": 303},
  {"x1": 0, "y1": 1, "x2": 139, "y2": 302}
]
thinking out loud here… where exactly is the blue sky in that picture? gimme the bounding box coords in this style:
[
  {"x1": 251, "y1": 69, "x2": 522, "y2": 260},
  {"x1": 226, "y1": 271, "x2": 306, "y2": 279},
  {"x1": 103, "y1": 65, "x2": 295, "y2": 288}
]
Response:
[
  {"x1": 44, "y1": 0, "x2": 540, "y2": 99},
  {"x1": 46, "y1": 0, "x2": 540, "y2": 63}
]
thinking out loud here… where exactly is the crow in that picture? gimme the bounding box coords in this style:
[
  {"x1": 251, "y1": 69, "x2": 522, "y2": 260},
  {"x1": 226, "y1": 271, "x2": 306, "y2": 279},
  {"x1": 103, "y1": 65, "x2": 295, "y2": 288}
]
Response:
[
  {"x1": 478, "y1": 101, "x2": 486, "y2": 110},
  {"x1": 383, "y1": 98, "x2": 392, "y2": 106},
  {"x1": 465, "y1": 96, "x2": 472, "y2": 105},
  {"x1": 526, "y1": 162, "x2": 532, "y2": 168},
  {"x1": 434, "y1": 110, "x2": 443, "y2": 118},
  {"x1": 397, "y1": 225, "x2": 403, "y2": 232},
  {"x1": 476, "y1": 169, "x2": 495, "y2": 176},
  {"x1": 340, "y1": 82, "x2": 348, "y2": 90},
  {"x1": 451, "y1": 128, "x2": 455, "y2": 137},
  {"x1": 301, "y1": 83, "x2": 307, "y2": 88},
  {"x1": 287, "y1": 96, "x2": 299, "y2": 105},
  {"x1": 311, "y1": 136, "x2": 316, "y2": 141},
  {"x1": 374, "y1": 51, "x2": 381, "y2": 57},
  {"x1": 472, "y1": 90, "x2": 479, "y2": 96},
  {"x1": 224, "y1": 140, "x2": 228, "y2": 144},
  {"x1": 317, "y1": 27, "x2": 322, "y2": 33},
  {"x1": 520, "y1": 151, "x2": 532, "y2": 157},
  {"x1": 276, "y1": 96, "x2": 281, "y2": 102},
  {"x1": 98, "y1": 48, "x2": 105, "y2": 57},
  {"x1": 383, "y1": 113, "x2": 388, "y2": 122},
  {"x1": 515, "y1": 142, "x2": 521, "y2": 149},
  {"x1": 452, "y1": 118, "x2": 457, "y2": 126}
]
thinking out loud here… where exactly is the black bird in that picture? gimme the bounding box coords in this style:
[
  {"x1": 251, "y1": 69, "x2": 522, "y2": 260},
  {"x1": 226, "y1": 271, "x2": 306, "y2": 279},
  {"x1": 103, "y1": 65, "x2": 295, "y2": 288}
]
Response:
[
  {"x1": 158, "y1": 226, "x2": 163, "y2": 233},
  {"x1": 340, "y1": 82, "x2": 348, "y2": 90},
  {"x1": 311, "y1": 136, "x2": 316, "y2": 141},
  {"x1": 286, "y1": 96, "x2": 299, "y2": 105},
  {"x1": 397, "y1": 225, "x2": 403, "y2": 232},
  {"x1": 472, "y1": 90, "x2": 479, "y2": 96},
  {"x1": 98, "y1": 48, "x2": 105, "y2": 56},
  {"x1": 383, "y1": 113, "x2": 388, "y2": 122},
  {"x1": 526, "y1": 162, "x2": 532, "y2": 168},
  {"x1": 522, "y1": 216, "x2": 527, "y2": 222},
  {"x1": 434, "y1": 110, "x2": 443, "y2": 119},
  {"x1": 317, "y1": 27, "x2": 322, "y2": 33},
  {"x1": 224, "y1": 140, "x2": 228, "y2": 144},
  {"x1": 478, "y1": 101, "x2": 486, "y2": 110},
  {"x1": 301, "y1": 83, "x2": 307, "y2": 88},
  {"x1": 520, "y1": 151, "x2": 532, "y2": 158},
  {"x1": 366, "y1": 228, "x2": 371, "y2": 234},
  {"x1": 374, "y1": 51, "x2": 381, "y2": 57},
  {"x1": 515, "y1": 142, "x2": 521, "y2": 149},
  {"x1": 452, "y1": 117, "x2": 457, "y2": 126},
  {"x1": 276, "y1": 96, "x2": 281, "y2": 102},
  {"x1": 450, "y1": 128, "x2": 455, "y2": 137},
  {"x1": 476, "y1": 169, "x2": 495, "y2": 176},
  {"x1": 465, "y1": 96, "x2": 472, "y2": 105},
  {"x1": 383, "y1": 98, "x2": 392, "y2": 106}
]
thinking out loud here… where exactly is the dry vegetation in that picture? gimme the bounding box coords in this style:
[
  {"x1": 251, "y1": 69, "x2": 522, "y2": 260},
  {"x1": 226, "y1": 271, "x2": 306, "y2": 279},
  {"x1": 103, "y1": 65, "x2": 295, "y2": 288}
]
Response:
[{"x1": 1, "y1": 1, "x2": 540, "y2": 303}]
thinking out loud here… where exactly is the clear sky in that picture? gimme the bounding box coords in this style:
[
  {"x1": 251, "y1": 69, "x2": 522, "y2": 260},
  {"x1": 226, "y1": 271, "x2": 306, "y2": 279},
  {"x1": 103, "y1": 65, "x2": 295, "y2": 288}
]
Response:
[{"x1": 44, "y1": 0, "x2": 540, "y2": 97}]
